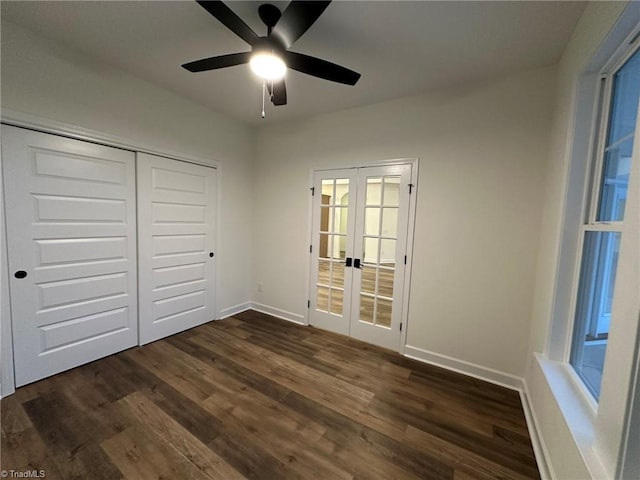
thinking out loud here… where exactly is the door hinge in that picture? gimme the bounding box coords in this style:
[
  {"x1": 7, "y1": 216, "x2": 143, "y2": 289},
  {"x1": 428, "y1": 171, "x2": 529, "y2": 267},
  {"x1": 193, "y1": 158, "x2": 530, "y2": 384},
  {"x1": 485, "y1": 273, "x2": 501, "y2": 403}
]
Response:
[
  {"x1": 310, "y1": 245, "x2": 313, "y2": 253},
  {"x1": 307, "y1": 300, "x2": 310, "y2": 308},
  {"x1": 400, "y1": 322, "x2": 403, "y2": 332},
  {"x1": 404, "y1": 255, "x2": 407, "y2": 265},
  {"x1": 311, "y1": 187, "x2": 315, "y2": 196},
  {"x1": 408, "y1": 183, "x2": 414, "y2": 194}
]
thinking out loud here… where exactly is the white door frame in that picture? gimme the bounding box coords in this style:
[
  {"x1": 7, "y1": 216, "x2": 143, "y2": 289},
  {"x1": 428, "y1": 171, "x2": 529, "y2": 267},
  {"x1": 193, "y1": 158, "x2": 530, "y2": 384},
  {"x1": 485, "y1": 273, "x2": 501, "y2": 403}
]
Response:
[
  {"x1": 305, "y1": 158, "x2": 419, "y2": 353},
  {"x1": 0, "y1": 111, "x2": 221, "y2": 396}
]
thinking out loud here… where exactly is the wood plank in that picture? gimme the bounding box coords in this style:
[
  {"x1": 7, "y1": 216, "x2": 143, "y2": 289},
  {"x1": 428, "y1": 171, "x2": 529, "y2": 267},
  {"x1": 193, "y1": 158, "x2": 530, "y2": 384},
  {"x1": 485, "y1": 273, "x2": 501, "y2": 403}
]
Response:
[
  {"x1": 281, "y1": 391, "x2": 453, "y2": 480},
  {"x1": 102, "y1": 354, "x2": 223, "y2": 445},
  {"x1": 21, "y1": 391, "x2": 123, "y2": 480},
  {"x1": 110, "y1": 392, "x2": 246, "y2": 480},
  {"x1": 1, "y1": 425, "x2": 65, "y2": 480},
  {"x1": 102, "y1": 425, "x2": 212, "y2": 480}
]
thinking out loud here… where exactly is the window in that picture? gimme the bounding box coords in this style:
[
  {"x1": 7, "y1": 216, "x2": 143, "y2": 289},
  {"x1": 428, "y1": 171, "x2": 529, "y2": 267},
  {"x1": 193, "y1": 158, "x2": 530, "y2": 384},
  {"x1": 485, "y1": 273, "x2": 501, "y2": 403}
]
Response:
[{"x1": 570, "y1": 47, "x2": 640, "y2": 400}]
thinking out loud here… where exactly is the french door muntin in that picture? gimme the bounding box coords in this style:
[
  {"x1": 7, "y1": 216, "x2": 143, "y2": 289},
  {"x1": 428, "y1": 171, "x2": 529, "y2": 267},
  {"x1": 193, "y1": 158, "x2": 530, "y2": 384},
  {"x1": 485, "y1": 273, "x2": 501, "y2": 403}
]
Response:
[{"x1": 309, "y1": 164, "x2": 412, "y2": 350}]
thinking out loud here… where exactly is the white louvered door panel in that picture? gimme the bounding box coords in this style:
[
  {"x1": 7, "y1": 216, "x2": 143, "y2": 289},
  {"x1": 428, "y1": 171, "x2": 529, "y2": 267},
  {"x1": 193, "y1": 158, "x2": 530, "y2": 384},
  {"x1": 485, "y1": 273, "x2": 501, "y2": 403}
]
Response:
[
  {"x1": 2, "y1": 125, "x2": 138, "y2": 387},
  {"x1": 137, "y1": 153, "x2": 217, "y2": 345}
]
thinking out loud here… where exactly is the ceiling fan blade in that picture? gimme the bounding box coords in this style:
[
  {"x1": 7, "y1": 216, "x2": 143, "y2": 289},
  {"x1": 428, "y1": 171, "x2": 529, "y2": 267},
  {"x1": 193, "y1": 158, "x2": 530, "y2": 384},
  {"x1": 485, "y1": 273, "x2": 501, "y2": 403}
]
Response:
[
  {"x1": 182, "y1": 52, "x2": 251, "y2": 72},
  {"x1": 270, "y1": 79, "x2": 287, "y2": 106},
  {"x1": 285, "y1": 51, "x2": 361, "y2": 85},
  {"x1": 196, "y1": 1, "x2": 259, "y2": 45},
  {"x1": 270, "y1": 1, "x2": 332, "y2": 49}
]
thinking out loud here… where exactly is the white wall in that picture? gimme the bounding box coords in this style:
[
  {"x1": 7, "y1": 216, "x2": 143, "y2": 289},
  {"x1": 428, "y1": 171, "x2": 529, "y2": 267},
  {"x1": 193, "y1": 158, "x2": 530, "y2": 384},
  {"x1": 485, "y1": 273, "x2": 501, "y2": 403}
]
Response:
[
  {"x1": 0, "y1": 21, "x2": 255, "y2": 320},
  {"x1": 525, "y1": 2, "x2": 635, "y2": 478},
  {"x1": 253, "y1": 65, "x2": 556, "y2": 378}
]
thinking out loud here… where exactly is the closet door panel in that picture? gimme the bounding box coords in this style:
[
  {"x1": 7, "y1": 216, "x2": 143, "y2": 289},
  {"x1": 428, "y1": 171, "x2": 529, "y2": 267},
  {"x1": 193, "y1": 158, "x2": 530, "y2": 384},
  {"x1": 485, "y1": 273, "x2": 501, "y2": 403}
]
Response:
[
  {"x1": 2, "y1": 125, "x2": 138, "y2": 386},
  {"x1": 137, "y1": 153, "x2": 217, "y2": 345}
]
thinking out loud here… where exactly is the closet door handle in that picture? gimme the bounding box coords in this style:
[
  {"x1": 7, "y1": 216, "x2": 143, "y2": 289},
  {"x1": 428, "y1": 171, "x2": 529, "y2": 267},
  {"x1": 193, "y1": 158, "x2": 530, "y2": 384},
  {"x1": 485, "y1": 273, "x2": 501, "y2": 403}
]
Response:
[
  {"x1": 345, "y1": 257, "x2": 352, "y2": 267},
  {"x1": 354, "y1": 259, "x2": 361, "y2": 269},
  {"x1": 14, "y1": 270, "x2": 27, "y2": 279}
]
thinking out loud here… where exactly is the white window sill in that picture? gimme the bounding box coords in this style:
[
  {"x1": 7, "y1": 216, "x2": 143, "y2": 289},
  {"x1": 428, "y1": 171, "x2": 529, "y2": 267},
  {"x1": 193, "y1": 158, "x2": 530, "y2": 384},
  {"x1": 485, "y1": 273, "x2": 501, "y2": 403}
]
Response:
[{"x1": 535, "y1": 353, "x2": 609, "y2": 479}]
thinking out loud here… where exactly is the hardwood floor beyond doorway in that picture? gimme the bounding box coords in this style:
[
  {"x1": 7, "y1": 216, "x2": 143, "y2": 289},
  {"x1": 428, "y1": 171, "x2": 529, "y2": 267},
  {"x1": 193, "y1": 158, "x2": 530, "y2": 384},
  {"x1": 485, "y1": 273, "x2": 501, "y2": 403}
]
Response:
[{"x1": 1, "y1": 311, "x2": 540, "y2": 479}]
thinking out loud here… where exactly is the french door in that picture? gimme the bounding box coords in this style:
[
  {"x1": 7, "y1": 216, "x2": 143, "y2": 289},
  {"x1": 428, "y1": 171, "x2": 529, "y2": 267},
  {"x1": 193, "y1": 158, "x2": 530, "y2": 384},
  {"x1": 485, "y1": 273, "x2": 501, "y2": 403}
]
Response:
[
  {"x1": 309, "y1": 164, "x2": 412, "y2": 350},
  {"x1": 2, "y1": 125, "x2": 138, "y2": 386}
]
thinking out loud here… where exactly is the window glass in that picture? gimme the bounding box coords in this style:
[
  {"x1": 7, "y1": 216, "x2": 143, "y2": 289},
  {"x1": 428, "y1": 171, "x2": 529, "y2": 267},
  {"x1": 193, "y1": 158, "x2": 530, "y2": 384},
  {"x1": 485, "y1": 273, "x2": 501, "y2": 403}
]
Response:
[
  {"x1": 598, "y1": 49, "x2": 640, "y2": 221},
  {"x1": 570, "y1": 231, "x2": 621, "y2": 399},
  {"x1": 597, "y1": 137, "x2": 633, "y2": 221},
  {"x1": 606, "y1": 48, "x2": 640, "y2": 145}
]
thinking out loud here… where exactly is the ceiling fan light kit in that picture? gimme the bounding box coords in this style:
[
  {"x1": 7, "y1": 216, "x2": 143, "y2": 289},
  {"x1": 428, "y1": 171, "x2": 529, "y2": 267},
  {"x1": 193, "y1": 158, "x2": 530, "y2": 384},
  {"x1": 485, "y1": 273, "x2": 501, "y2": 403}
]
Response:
[
  {"x1": 182, "y1": 0, "x2": 360, "y2": 116},
  {"x1": 250, "y1": 52, "x2": 286, "y2": 80}
]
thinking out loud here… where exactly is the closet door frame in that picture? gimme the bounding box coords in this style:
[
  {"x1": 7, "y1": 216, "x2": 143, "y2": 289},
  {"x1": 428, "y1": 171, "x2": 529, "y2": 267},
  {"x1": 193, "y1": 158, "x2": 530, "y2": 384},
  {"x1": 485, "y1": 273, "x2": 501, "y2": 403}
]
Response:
[
  {"x1": 305, "y1": 158, "x2": 419, "y2": 353},
  {"x1": 0, "y1": 111, "x2": 221, "y2": 397}
]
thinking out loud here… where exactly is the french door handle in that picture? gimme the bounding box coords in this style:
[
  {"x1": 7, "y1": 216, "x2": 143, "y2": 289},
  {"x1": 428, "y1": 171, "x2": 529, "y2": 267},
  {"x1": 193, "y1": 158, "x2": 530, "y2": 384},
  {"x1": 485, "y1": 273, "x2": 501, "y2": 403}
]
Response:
[
  {"x1": 354, "y1": 258, "x2": 361, "y2": 269},
  {"x1": 345, "y1": 257, "x2": 352, "y2": 267}
]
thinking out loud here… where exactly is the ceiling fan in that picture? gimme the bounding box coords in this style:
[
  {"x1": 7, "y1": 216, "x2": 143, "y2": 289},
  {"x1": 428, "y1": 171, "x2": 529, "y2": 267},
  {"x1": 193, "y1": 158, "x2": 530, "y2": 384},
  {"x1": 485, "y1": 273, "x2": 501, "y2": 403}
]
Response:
[{"x1": 182, "y1": 0, "x2": 361, "y2": 107}]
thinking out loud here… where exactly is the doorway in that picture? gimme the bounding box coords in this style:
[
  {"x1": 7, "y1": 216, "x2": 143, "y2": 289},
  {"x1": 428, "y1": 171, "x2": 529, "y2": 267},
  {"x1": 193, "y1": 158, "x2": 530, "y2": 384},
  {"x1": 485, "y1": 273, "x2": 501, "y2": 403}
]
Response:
[{"x1": 308, "y1": 163, "x2": 415, "y2": 351}]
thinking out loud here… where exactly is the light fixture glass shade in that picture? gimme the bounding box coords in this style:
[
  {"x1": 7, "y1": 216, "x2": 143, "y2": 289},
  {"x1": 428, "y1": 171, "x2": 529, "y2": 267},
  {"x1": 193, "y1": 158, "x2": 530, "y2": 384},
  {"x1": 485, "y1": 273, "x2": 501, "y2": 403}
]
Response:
[{"x1": 250, "y1": 53, "x2": 286, "y2": 80}]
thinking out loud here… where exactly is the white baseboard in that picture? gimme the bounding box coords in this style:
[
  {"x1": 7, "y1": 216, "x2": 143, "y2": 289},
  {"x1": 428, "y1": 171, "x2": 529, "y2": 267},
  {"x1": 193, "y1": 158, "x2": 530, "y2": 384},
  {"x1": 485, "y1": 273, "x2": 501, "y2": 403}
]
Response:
[
  {"x1": 403, "y1": 344, "x2": 550, "y2": 478},
  {"x1": 218, "y1": 302, "x2": 252, "y2": 320},
  {"x1": 403, "y1": 345, "x2": 524, "y2": 391},
  {"x1": 250, "y1": 302, "x2": 307, "y2": 325},
  {"x1": 521, "y1": 379, "x2": 553, "y2": 480}
]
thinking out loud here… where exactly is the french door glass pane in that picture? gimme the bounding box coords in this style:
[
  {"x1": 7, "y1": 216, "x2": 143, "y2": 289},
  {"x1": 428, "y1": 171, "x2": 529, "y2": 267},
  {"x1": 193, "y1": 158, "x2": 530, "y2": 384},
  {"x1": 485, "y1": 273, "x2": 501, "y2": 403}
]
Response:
[
  {"x1": 380, "y1": 239, "x2": 396, "y2": 266},
  {"x1": 317, "y1": 286, "x2": 329, "y2": 312},
  {"x1": 361, "y1": 266, "x2": 376, "y2": 294},
  {"x1": 321, "y1": 179, "x2": 334, "y2": 197},
  {"x1": 360, "y1": 295, "x2": 375, "y2": 323},
  {"x1": 383, "y1": 176, "x2": 401, "y2": 206},
  {"x1": 377, "y1": 298, "x2": 393, "y2": 328},
  {"x1": 363, "y1": 237, "x2": 379, "y2": 264},
  {"x1": 381, "y1": 208, "x2": 399, "y2": 237},
  {"x1": 366, "y1": 178, "x2": 382, "y2": 205},
  {"x1": 332, "y1": 207, "x2": 347, "y2": 234},
  {"x1": 570, "y1": 231, "x2": 621, "y2": 400},
  {"x1": 332, "y1": 262, "x2": 345, "y2": 289},
  {"x1": 330, "y1": 288, "x2": 344, "y2": 315},
  {"x1": 378, "y1": 267, "x2": 394, "y2": 298},
  {"x1": 365, "y1": 208, "x2": 381, "y2": 235},
  {"x1": 317, "y1": 259, "x2": 329, "y2": 285}
]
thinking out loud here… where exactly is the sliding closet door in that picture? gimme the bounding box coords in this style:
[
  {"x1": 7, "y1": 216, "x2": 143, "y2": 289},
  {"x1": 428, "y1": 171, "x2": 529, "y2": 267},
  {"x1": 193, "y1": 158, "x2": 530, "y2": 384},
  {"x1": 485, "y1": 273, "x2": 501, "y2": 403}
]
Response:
[
  {"x1": 2, "y1": 125, "x2": 138, "y2": 386},
  {"x1": 137, "y1": 153, "x2": 217, "y2": 345}
]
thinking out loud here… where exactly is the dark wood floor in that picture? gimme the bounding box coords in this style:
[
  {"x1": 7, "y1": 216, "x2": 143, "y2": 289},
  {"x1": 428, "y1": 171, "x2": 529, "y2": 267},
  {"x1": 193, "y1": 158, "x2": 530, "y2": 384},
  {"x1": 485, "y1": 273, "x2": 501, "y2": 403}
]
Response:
[{"x1": 1, "y1": 310, "x2": 540, "y2": 479}]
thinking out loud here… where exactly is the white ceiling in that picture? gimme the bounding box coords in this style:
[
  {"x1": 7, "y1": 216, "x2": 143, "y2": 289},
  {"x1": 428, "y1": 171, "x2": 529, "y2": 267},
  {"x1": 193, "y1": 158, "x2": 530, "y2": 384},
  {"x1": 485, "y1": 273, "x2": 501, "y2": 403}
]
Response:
[{"x1": 2, "y1": 1, "x2": 586, "y2": 127}]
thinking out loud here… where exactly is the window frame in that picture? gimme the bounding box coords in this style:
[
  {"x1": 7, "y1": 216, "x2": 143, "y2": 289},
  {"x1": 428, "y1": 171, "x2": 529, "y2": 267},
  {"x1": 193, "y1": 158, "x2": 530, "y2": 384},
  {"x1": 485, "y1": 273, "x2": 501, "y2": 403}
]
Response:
[{"x1": 565, "y1": 45, "x2": 639, "y2": 402}]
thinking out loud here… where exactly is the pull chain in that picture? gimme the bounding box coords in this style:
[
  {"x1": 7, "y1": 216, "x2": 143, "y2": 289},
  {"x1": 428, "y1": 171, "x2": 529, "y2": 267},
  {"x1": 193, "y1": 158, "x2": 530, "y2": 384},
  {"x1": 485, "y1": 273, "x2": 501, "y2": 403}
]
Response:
[{"x1": 261, "y1": 80, "x2": 266, "y2": 119}]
